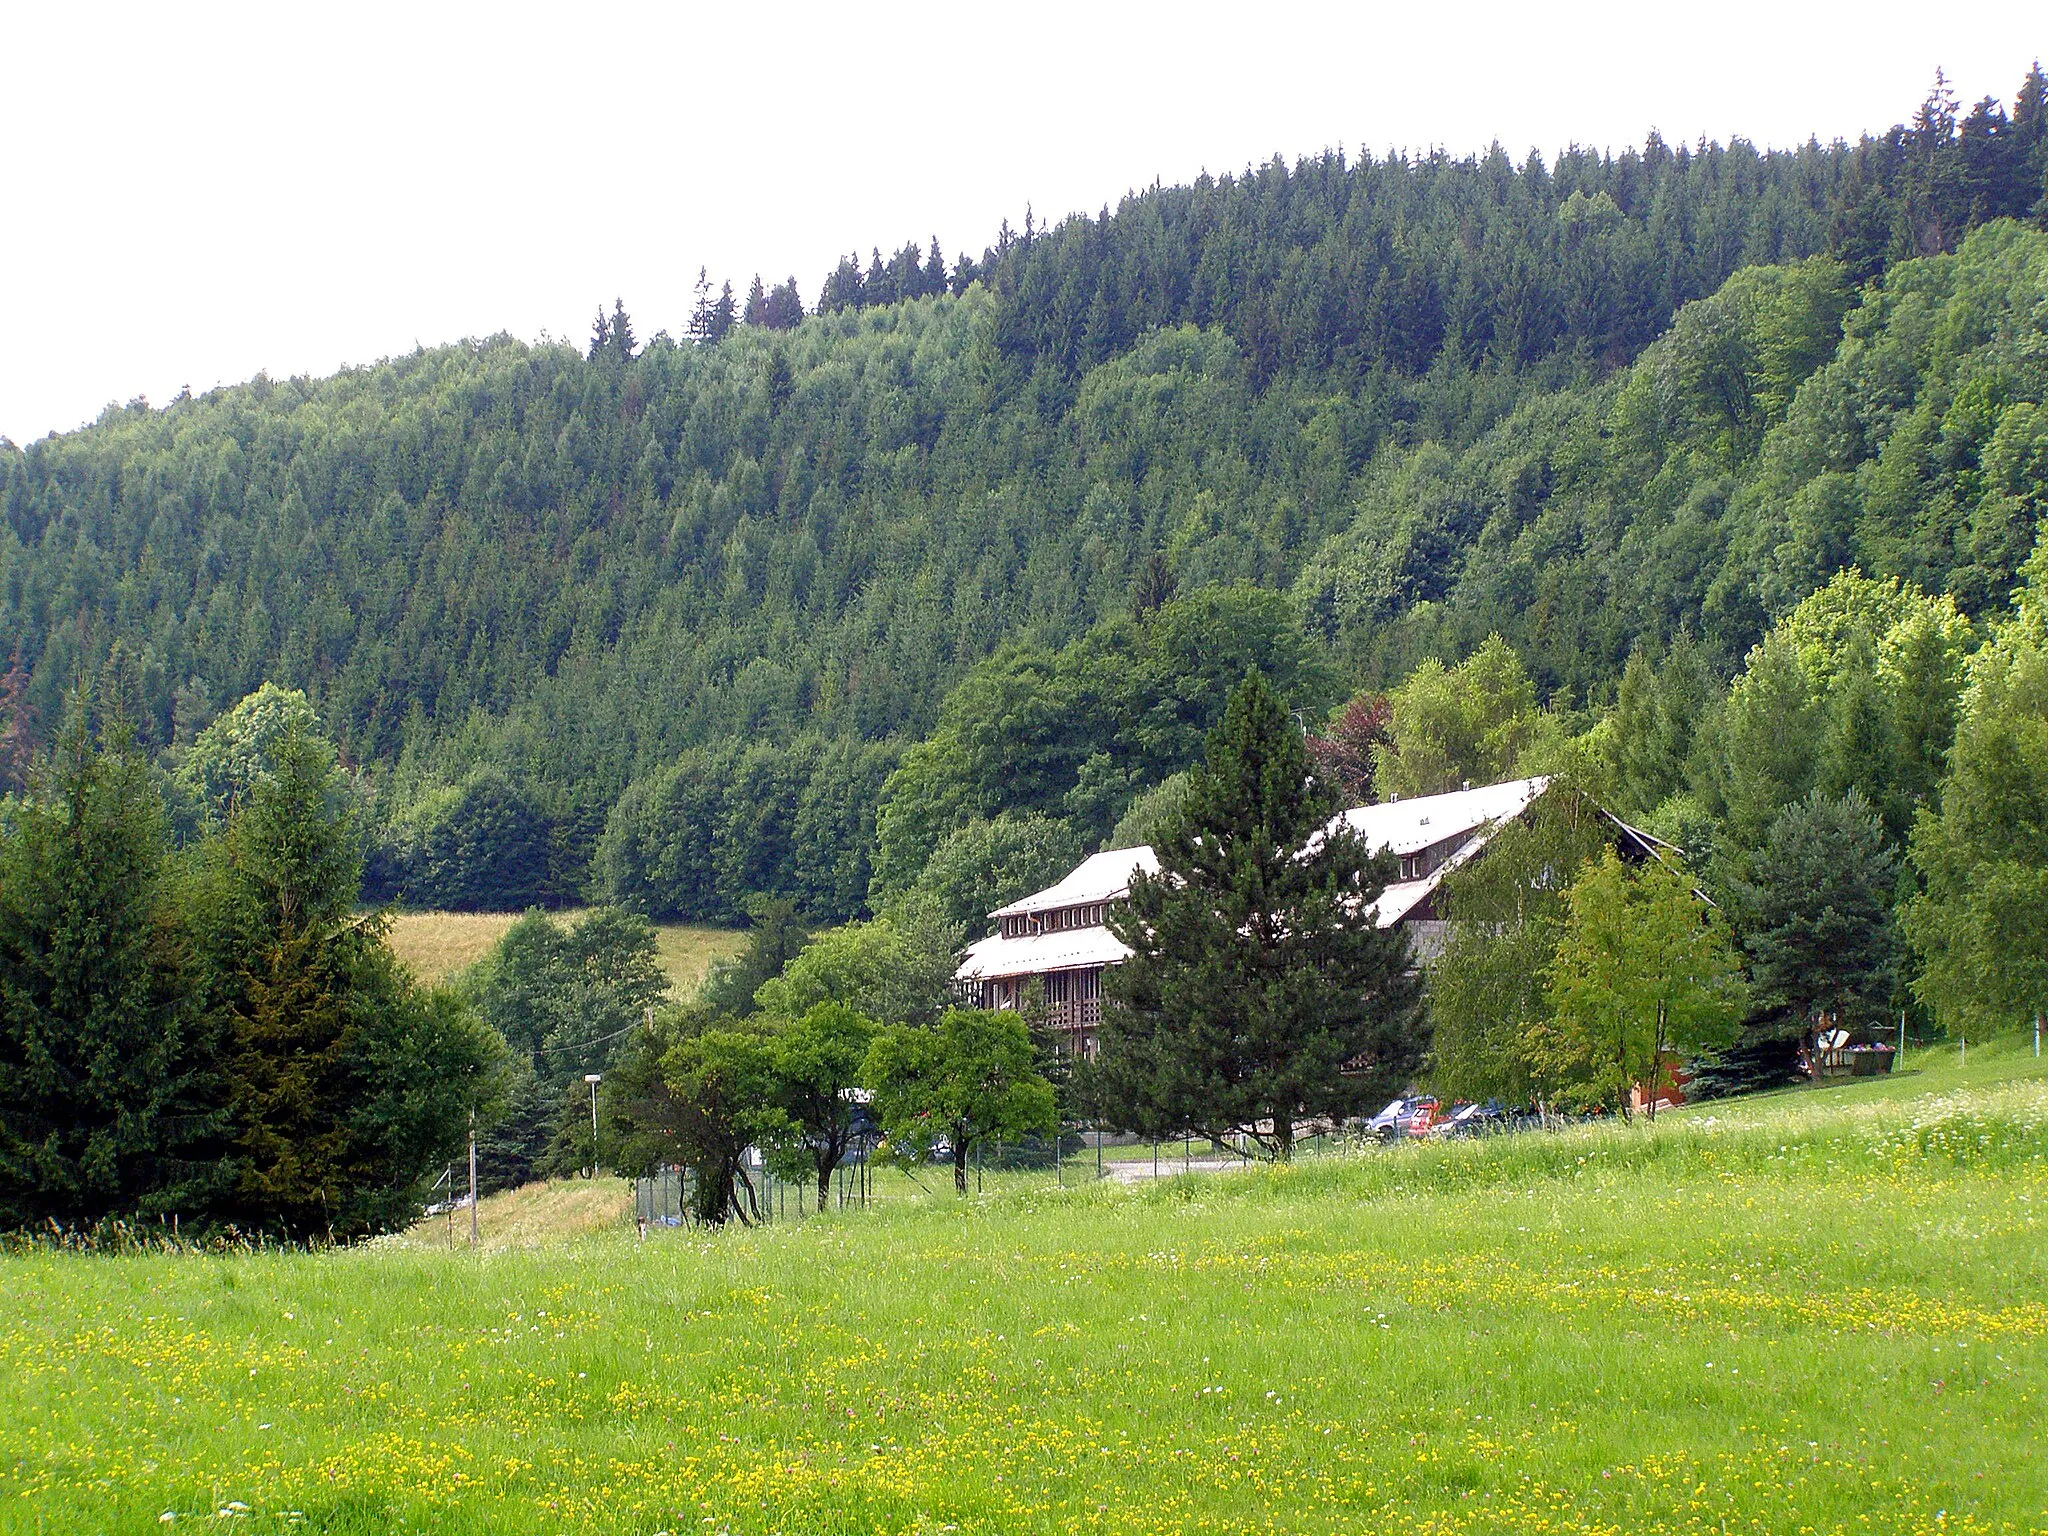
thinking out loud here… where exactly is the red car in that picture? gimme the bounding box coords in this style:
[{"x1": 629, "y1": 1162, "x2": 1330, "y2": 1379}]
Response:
[
  {"x1": 1364, "y1": 1096, "x2": 1439, "y2": 1140},
  {"x1": 1407, "y1": 1100, "x2": 1464, "y2": 1137}
]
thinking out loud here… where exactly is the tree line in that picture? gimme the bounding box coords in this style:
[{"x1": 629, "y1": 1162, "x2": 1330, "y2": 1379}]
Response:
[
  {"x1": 4, "y1": 74, "x2": 2042, "y2": 926},
  {"x1": 6, "y1": 535, "x2": 2042, "y2": 1237}
]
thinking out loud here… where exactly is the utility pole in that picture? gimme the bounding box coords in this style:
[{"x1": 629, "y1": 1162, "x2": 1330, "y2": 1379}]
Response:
[
  {"x1": 468, "y1": 1111, "x2": 479, "y2": 1249},
  {"x1": 585, "y1": 1073, "x2": 603, "y2": 1178}
]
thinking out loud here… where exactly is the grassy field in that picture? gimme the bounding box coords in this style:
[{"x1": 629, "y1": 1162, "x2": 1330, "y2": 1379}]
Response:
[
  {"x1": 383, "y1": 909, "x2": 743, "y2": 997},
  {"x1": 5, "y1": 1045, "x2": 2045, "y2": 1535}
]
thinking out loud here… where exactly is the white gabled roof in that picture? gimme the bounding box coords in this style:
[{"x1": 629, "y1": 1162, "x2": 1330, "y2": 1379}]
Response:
[
  {"x1": 956, "y1": 777, "x2": 1555, "y2": 985},
  {"x1": 990, "y1": 845, "x2": 1160, "y2": 919},
  {"x1": 1336, "y1": 776, "x2": 1549, "y2": 857},
  {"x1": 956, "y1": 925, "x2": 1134, "y2": 982}
]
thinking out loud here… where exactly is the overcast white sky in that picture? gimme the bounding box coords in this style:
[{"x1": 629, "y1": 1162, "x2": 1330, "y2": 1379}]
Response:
[{"x1": 2, "y1": 1, "x2": 2041, "y2": 443}]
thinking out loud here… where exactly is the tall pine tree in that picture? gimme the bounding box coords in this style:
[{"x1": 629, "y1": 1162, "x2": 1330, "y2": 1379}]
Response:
[{"x1": 1090, "y1": 673, "x2": 1422, "y2": 1157}]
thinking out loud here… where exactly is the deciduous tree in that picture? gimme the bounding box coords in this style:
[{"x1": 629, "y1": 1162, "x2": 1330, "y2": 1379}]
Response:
[
  {"x1": 1904, "y1": 541, "x2": 2048, "y2": 1038},
  {"x1": 864, "y1": 1007, "x2": 1053, "y2": 1194},
  {"x1": 762, "y1": 1001, "x2": 876, "y2": 1207},
  {"x1": 1539, "y1": 849, "x2": 1744, "y2": 1118},
  {"x1": 1426, "y1": 783, "x2": 1612, "y2": 1105},
  {"x1": 1375, "y1": 636, "x2": 1541, "y2": 800}
]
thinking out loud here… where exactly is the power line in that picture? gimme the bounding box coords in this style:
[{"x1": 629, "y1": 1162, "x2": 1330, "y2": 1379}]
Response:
[{"x1": 535, "y1": 1018, "x2": 647, "y2": 1054}]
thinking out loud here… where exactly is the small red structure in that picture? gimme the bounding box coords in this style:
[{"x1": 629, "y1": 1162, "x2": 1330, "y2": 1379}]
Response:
[{"x1": 1629, "y1": 1053, "x2": 1694, "y2": 1117}]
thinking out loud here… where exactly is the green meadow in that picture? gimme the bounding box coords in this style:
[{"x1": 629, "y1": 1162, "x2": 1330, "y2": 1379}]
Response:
[{"x1": 5, "y1": 1045, "x2": 2044, "y2": 1536}]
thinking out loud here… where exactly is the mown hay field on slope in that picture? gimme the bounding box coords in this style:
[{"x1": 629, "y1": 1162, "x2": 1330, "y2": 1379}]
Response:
[
  {"x1": 4, "y1": 1047, "x2": 2045, "y2": 1536},
  {"x1": 382, "y1": 909, "x2": 743, "y2": 996}
]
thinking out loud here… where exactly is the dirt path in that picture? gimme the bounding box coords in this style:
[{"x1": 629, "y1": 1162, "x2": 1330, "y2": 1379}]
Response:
[{"x1": 1099, "y1": 1156, "x2": 1249, "y2": 1184}]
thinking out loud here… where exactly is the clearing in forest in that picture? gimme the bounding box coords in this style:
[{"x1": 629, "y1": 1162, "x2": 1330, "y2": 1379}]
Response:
[{"x1": 383, "y1": 909, "x2": 742, "y2": 996}]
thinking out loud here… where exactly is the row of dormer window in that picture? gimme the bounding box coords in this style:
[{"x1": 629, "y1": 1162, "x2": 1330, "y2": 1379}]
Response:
[{"x1": 999, "y1": 902, "x2": 1108, "y2": 939}]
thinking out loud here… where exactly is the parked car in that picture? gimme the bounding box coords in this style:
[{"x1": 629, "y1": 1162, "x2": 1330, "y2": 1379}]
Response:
[
  {"x1": 1428, "y1": 1099, "x2": 1508, "y2": 1138},
  {"x1": 1407, "y1": 1099, "x2": 1461, "y2": 1137},
  {"x1": 1363, "y1": 1096, "x2": 1438, "y2": 1141}
]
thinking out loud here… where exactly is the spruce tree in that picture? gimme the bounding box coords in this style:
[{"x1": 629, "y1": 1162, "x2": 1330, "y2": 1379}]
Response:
[
  {"x1": 0, "y1": 713, "x2": 222, "y2": 1229},
  {"x1": 195, "y1": 726, "x2": 365, "y2": 1236},
  {"x1": 765, "y1": 276, "x2": 804, "y2": 329},
  {"x1": 472, "y1": 1059, "x2": 548, "y2": 1194},
  {"x1": 1727, "y1": 789, "x2": 1900, "y2": 1040},
  {"x1": 687, "y1": 268, "x2": 714, "y2": 342},
  {"x1": 0, "y1": 650, "x2": 31, "y2": 794},
  {"x1": 766, "y1": 351, "x2": 794, "y2": 415},
  {"x1": 196, "y1": 726, "x2": 504, "y2": 1237},
  {"x1": 1090, "y1": 673, "x2": 1422, "y2": 1158},
  {"x1": 817, "y1": 256, "x2": 862, "y2": 314}
]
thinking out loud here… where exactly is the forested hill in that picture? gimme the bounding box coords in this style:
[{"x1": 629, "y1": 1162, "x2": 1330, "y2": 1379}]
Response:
[{"x1": 4, "y1": 70, "x2": 2046, "y2": 921}]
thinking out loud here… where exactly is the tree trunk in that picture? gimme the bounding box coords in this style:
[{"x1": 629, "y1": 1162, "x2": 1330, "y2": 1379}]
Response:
[
  {"x1": 1271, "y1": 1114, "x2": 1294, "y2": 1162},
  {"x1": 1649, "y1": 999, "x2": 1667, "y2": 1122},
  {"x1": 953, "y1": 1132, "x2": 970, "y2": 1195},
  {"x1": 729, "y1": 1159, "x2": 759, "y2": 1226},
  {"x1": 817, "y1": 1161, "x2": 834, "y2": 1212}
]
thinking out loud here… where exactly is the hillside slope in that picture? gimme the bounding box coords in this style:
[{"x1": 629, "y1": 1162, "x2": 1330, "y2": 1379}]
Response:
[{"x1": 3, "y1": 77, "x2": 2045, "y2": 921}]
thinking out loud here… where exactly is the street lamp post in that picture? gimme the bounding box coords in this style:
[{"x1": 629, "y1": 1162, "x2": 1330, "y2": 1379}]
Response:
[{"x1": 584, "y1": 1073, "x2": 602, "y2": 1179}]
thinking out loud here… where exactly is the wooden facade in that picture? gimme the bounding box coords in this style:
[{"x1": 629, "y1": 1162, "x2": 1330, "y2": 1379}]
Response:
[{"x1": 955, "y1": 777, "x2": 1676, "y2": 1059}]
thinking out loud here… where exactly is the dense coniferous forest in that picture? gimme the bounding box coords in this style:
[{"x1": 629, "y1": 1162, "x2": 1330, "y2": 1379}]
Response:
[{"x1": 3, "y1": 69, "x2": 2046, "y2": 925}]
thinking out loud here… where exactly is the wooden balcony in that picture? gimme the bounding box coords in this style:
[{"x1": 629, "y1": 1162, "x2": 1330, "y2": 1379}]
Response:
[{"x1": 1045, "y1": 998, "x2": 1102, "y2": 1031}]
